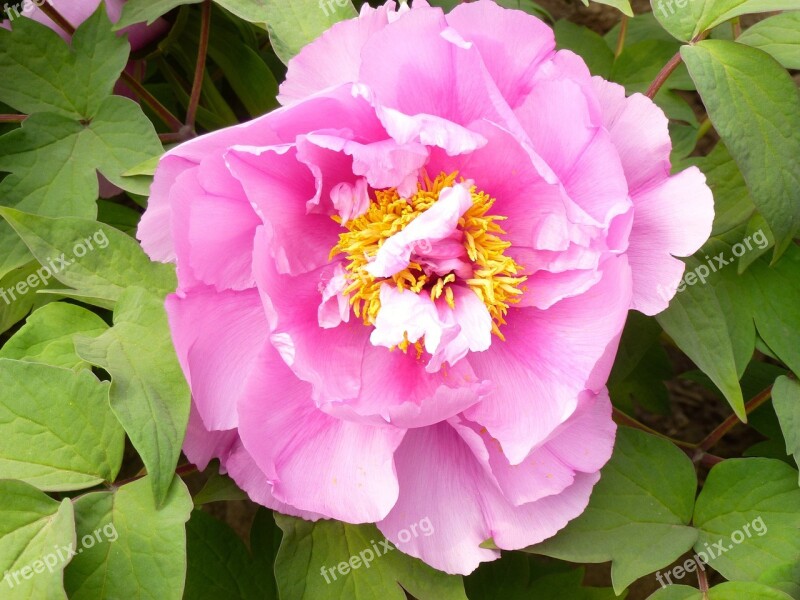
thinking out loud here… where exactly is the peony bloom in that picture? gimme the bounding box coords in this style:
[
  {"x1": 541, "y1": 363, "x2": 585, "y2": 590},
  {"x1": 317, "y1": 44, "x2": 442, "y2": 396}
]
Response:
[
  {"x1": 138, "y1": 0, "x2": 713, "y2": 574},
  {"x1": 1, "y1": 0, "x2": 168, "y2": 50}
]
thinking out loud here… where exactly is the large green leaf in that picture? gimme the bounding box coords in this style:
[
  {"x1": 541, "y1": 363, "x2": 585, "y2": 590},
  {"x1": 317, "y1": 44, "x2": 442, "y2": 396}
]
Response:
[
  {"x1": 529, "y1": 428, "x2": 698, "y2": 594},
  {"x1": 0, "y1": 359, "x2": 124, "y2": 491},
  {"x1": 738, "y1": 12, "x2": 800, "y2": 70},
  {"x1": 555, "y1": 20, "x2": 615, "y2": 78},
  {"x1": 75, "y1": 287, "x2": 190, "y2": 506},
  {"x1": 0, "y1": 302, "x2": 108, "y2": 369},
  {"x1": 0, "y1": 209, "x2": 176, "y2": 306},
  {"x1": 264, "y1": 0, "x2": 357, "y2": 64},
  {"x1": 681, "y1": 40, "x2": 800, "y2": 256},
  {"x1": 184, "y1": 510, "x2": 277, "y2": 599},
  {"x1": 647, "y1": 582, "x2": 795, "y2": 599},
  {"x1": 581, "y1": 0, "x2": 632, "y2": 16},
  {"x1": 772, "y1": 376, "x2": 800, "y2": 483},
  {"x1": 116, "y1": 0, "x2": 202, "y2": 28},
  {"x1": 0, "y1": 7, "x2": 128, "y2": 119},
  {"x1": 64, "y1": 476, "x2": 193, "y2": 600},
  {"x1": 0, "y1": 480, "x2": 75, "y2": 600},
  {"x1": 274, "y1": 514, "x2": 468, "y2": 600},
  {"x1": 651, "y1": 0, "x2": 800, "y2": 42},
  {"x1": 656, "y1": 241, "x2": 754, "y2": 419},
  {"x1": 0, "y1": 260, "x2": 54, "y2": 334},
  {"x1": 692, "y1": 459, "x2": 800, "y2": 585}
]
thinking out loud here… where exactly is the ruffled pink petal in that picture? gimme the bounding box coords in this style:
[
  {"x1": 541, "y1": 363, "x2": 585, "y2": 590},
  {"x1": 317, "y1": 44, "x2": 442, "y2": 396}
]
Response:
[
  {"x1": 592, "y1": 78, "x2": 672, "y2": 196},
  {"x1": 278, "y1": 3, "x2": 394, "y2": 105},
  {"x1": 464, "y1": 255, "x2": 631, "y2": 463},
  {"x1": 223, "y1": 440, "x2": 324, "y2": 521},
  {"x1": 321, "y1": 343, "x2": 489, "y2": 428},
  {"x1": 446, "y1": 0, "x2": 555, "y2": 108},
  {"x1": 166, "y1": 287, "x2": 269, "y2": 431},
  {"x1": 377, "y1": 422, "x2": 601, "y2": 574},
  {"x1": 237, "y1": 345, "x2": 404, "y2": 522},
  {"x1": 183, "y1": 404, "x2": 237, "y2": 471},
  {"x1": 370, "y1": 285, "x2": 446, "y2": 353},
  {"x1": 253, "y1": 228, "x2": 369, "y2": 402},
  {"x1": 358, "y1": 6, "x2": 510, "y2": 129},
  {"x1": 170, "y1": 170, "x2": 260, "y2": 292},
  {"x1": 427, "y1": 286, "x2": 493, "y2": 372},
  {"x1": 627, "y1": 167, "x2": 714, "y2": 315},
  {"x1": 225, "y1": 144, "x2": 341, "y2": 276},
  {"x1": 366, "y1": 183, "x2": 473, "y2": 278}
]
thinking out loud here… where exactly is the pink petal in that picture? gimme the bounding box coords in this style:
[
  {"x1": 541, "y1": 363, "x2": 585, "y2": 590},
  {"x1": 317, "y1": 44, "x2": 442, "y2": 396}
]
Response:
[
  {"x1": 627, "y1": 167, "x2": 714, "y2": 315},
  {"x1": 446, "y1": 0, "x2": 555, "y2": 108},
  {"x1": 464, "y1": 255, "x2": 632, "y2": 463},
  {"x1": 166, "y1": 287, "x2": 269, "y2": 431},
  {"x1": 237, "y1": 345, "x2": 404, "y2": 522}
]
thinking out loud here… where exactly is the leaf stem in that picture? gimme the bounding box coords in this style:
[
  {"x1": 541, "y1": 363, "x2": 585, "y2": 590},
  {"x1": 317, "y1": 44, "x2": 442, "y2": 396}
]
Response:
[
  {"x1": 111, "y1": 463, "x2": 198, "y2": 488},
  {"x1": 615, "y1": 15, "x2": 629, "y2": 59},
  {"x1": 0, "y1": 114, "x2": 27, "y2": 123},
  {"x1": 646, "y1": 50, "x2": 682, "y2": 99},
  {"x1": 696, "y1": 385, "x2": 774, "y2": 453},
  {"x1": 185, "y1": 0, "x2": 211, "y2": 132},
  {"x1": 612, "y1": 408, "x2": 696, "y2": 450},
  {"x1": 697, "y1": 562, "x2": 710, "y2": 597},
  {"x1": 38, "y1": 2, "x2": 76, "y2": 35}
]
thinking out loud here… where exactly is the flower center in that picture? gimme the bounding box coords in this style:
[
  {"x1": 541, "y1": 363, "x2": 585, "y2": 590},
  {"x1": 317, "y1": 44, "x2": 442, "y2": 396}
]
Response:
[{"x1": 330, "y1": 171, "x2": 526, "y2": 346}]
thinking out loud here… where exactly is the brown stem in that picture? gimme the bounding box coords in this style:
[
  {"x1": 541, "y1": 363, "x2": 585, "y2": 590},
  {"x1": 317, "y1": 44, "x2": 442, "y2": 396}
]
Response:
[
  {"x1": 38, "y1": 2, "x2": 76, "y2": 35},
  {"x1": 646, "y1": 50, "x2": 682, "y2": 99},
  {"x1": 0, "y1": 114, "x2": 27, "y2": 123},
  {"x1": 696, "y1": 385, "x2": 774, "y2": 453},
  {"x1": 612, "y1": 408, "x2": 696, "y2": 450},
  {"x1": 698, "y1": 562, "x2": 710, "y2": 597},
  {"x1": 185, "y1": 0, "x2": 211, "y2": 131}
]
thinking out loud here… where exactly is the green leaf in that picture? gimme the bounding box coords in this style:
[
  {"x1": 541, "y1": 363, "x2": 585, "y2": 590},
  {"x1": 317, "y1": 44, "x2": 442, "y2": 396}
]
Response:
[
  {"x1": 529, "y1": 428, "x2": 698, "y2": 594},
  {"x1": 184, "y1": 510, "x2": 277, "y2": 599},
  {"x1": 771, "y1": 376, "x2": 800, "y2": 484},
  {"x1": 647, "y1": 581, "x2": 795, "y2": 599},
  {"x1": 264, "y1": 0, "x2": 357, "y2": 64},
  {"x1": 0, "y1": 260, "x2": 55, "y2": 334},
  {"x1": 656, "y1": 241, "x2": 754, "y2": 419},
  {"x1": 581, "y1": 0, "x2": 633, "y2": 17},
  {"x1": 0, "y1": 7, "x2": 128, "y2": 119},
  {"x1": 0, "y1": 97, "x2": 163, "y2": 211},
  {"x1": 0, "y1": 359, "x2": 124, "y2": 491},
  {"x1": 193, "y1": 468, "x2": 249, "y2": 506},
  {"x1": 0, "y1": 480, "x2": 75, "y2": 600},
  {"x1": 117, "y1": 0, "x2": 202, "y2": 29},
  {"x1": 738, "y1": 12, "x2": 800, "y2": 70},
  {"x1": 466, "y1": 554, "x2": 620, "y2": 600},
  {"x1": 692, "y1": 459, "x2": 800, "y2": 584},
  {"x1": 0, "y1": 209, "x2": 176, "y2": 306},
  {"x1": 0, "y1": 302, "x2": 108, "y2": 369},
  {"x1": 555, "y1": 20, "x2": 615, "y2": 77},
  {"x1": 494, "y1": 0, "x2": 553, "y2": 22},
  {"x1": 74, "y1": 287, "x2": 190, "y2": 506},
  {"x1": 274, "y1": 514, "x2": 468, "y2": 600},
  {"x1": 64, "y1": 476, "x2": 193, "y2": 600},
  {"x1": 215, "y1": 0, "x2": 270, "y2": 23},
  {"x1": 681, "y1": 40, "x2": 800, "y2": 256},
  {"x1": 651, "y1": 0, "x2": 800, "y2": 42}
]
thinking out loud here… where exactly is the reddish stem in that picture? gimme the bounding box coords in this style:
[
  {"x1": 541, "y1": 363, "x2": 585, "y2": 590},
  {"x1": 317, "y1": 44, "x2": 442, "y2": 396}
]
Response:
[
  {"x1": 612, "y1": 408, "x2": 695, "y2": 450},
  {"x1": 185, "y1": 0, "x2": 211, "y2": 131},
  {"x1": 696, "y1": 385, "x2": 773, "y2": 453},
  {"x1": 646, "y1": 50, "x2": 682, "y2": 99},
  {"x1": 0, "y1": 114, "x2": 27, "y2": 123}
]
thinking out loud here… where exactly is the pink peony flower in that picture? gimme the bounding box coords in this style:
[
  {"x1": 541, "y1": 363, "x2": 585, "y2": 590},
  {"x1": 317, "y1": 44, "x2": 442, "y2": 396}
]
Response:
[
  {"x1": 138, "y1": 0, "x2": 713, "y2": 574},
  {"x1": 1, "y1": 0, "x2": 168, "y2": 50}
]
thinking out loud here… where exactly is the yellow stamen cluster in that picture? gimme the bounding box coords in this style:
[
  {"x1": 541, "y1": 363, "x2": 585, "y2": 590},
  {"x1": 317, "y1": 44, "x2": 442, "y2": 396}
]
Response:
[{"x1": 329, "y1": 172, "x2": 527, "y2": 347}]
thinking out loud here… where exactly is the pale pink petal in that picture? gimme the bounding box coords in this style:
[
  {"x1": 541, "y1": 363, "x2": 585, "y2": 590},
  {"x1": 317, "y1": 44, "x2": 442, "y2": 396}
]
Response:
[
  {"x1": 370, "y1": 285, "x2": 447, "y2": 353},
  {"x1": 465, "y1": 255, "x2": 631, "y2": 463},
  {"x1": 627, "y1": 167, "x2": 714, "y2": 315},
  {"x1": 446, "y1": 0, "x2": 555, "y2": 108},
  {"x1": 278, "y1": 3, "x2": 394, "y2": 105},
  {"x1": 166, "y1": 287, "x2": 269, "y2": 431},
  {"x1": 237, "y1": 345, "x2": 404, "y2": 522},
  {"x1": 183, "y1": 404, "x2": 237, "y2": 471},
  {"x1": 427, "y1": 286, "x2": 493, "y2": 372}
]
